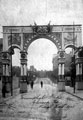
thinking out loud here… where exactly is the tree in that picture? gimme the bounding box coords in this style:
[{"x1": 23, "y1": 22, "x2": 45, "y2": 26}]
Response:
[
  {"x1": 12, "y1": 66, "x2": 21, "y2": 77},
  {"x1": 46, "y1": 69, "x2": 58, "y2": 83}
]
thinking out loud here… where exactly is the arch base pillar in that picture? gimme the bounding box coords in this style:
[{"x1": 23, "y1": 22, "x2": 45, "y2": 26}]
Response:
[
  {"x1": 75, "y1": 57, "x2": 83, "y2": 90},
  {"x1": 75, "y1": 75, "x2": 83, "y2": 90},
  {"x1": 20, "y1": 76, "x2": 27, "y2": 93},
  {"x1": 20, "y1": 51, "x2": 27, "y2": 93},
  {"x1": 75, "y1": 82, "x2": 83, "y2": 90},
  {"x1": 58, "y1": 50, "x2": 65, "y2": 91},
  {"x1": 57, "y1": 82, "x2": 65, "y2": 91},
  {"x1": 57, "y1": 75, "x2": 65, "y2": 91}
]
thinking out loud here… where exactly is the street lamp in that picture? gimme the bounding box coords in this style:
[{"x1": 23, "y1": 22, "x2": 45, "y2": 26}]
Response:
[
  {"x1": 9, "y1": 29, "x2": 14, "y2": 96},
  {"x1": 73, "y1": 22, "x2": 76, "y2": 93}
]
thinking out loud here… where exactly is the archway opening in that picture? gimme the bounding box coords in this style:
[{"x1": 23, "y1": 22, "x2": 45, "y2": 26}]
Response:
[
  {"x1": 27, "y1": 38, "x2": 58, "y2": 83},
  {"x1": 12, "y1": 48, "x2": 20, "y2": 67},
  {"x1": 12, "y1": 48, "x2": 20, "y2": 89},
  {"x1": 28, "y1": 38, "x2": 58, "y2": 71}
]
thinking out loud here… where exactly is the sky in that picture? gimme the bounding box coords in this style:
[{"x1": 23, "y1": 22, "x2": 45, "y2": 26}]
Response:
[
  {"x1": 12, "y1": 39, "x2": 58, "y2": 70},
  {"x1": 0, "y1": 0, "x2": 83, "y2": 70}
]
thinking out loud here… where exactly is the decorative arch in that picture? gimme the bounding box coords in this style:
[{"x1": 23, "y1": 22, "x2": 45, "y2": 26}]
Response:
[
  {"x1": 23, "y1": 33, "x2": 62, "y2": 51},
  {"x1": 2, "y1": 24, "x2": 82, "y2": 92}
]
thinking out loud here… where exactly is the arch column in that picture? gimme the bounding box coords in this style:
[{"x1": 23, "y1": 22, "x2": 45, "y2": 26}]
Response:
[
  {"x1": 20, "y1": 51, "x2": 27, "y2": 93},
  {"x1": 75, "y1": 57, "x2": 83, "y2": 90},
  {"x1": 2, "y1": 51, "x2": 10, "y2": 97},
  {"x1": 58, "y1": 50, "x2": 65, "y2": 91}
]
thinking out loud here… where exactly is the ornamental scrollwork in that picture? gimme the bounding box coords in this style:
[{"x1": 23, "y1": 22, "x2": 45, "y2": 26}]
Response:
[
  {"x1": 21, "y1": 53, "x2": 26, "y2": 59},
  {"x1": 31, "y1": 21, "x2": 51, "y2": 34},
  {"x1": 59, "y1": 51, "x2": 65, "y2": 58},
  {"x1": 9, "y1": 48, "x2": 14, "y2": 55},
  {"x1": 78, "y1": 47, "x2": 83, "y2": 57},
  {"x1": 64, "y1": 33, "x2": 77, "y2": 46},
  {"x1": 2, "y1": 52, "x2": 7, "y2": 59},
  {"x1": 8, "y1": 33, "x2": 21, "y2": 46}
]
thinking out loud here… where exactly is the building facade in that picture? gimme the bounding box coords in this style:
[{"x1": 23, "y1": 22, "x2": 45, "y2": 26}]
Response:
[{"x1": 0, "y1": 38, "x2": 3, "y2": 80}]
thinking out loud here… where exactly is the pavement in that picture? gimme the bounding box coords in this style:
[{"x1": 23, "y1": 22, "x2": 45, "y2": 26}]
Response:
[
  {"x1": 0, "y1": 88, "x2": 20, "y2": 103},
  {"x1": 65, "y1": 86, "x2": 83, "y2": 100},
  {"x1": 0, "y1": 79, "x2": 20, "y2": 103}
]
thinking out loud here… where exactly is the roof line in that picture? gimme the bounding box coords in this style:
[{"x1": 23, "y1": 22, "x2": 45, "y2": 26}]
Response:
[{"x1": 3, "y1": 24, "x2": 82, "y2": 27}]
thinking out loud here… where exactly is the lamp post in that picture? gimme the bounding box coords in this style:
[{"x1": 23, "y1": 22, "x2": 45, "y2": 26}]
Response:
[
  {"x1": 9, "y1": 29, "x2": 14, "y2": 96},
  {"x1": 73, "y1": 54, "x2": 76, "y2": 93},
  {"x1": 73, "y1": 22, "x2": 76, "y2": 93}
]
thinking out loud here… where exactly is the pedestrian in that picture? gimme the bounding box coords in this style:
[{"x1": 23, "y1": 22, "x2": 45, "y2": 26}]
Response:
[
  {"x1": 31, "y1": 81, "x2": 34, "y2": 89},
  {"x1": 41, "y1": 81, "x2": 43, "y2": 88},
  {"x1": 27, "y1": 81, "x2": 29, "y2": 85},
  {"x1": 2, "y1": 84, "x2": 6, "y2": 98}
]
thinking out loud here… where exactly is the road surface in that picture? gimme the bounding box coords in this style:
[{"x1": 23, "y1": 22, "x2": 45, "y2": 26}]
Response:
[{"x1": 0, "y1": 78, "x2": 83, "y2": 120}]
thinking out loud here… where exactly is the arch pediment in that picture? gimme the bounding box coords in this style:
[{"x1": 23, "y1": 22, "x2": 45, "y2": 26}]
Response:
[{"x1": 3, "y1": 24, "x2": 82, "y2": 51}]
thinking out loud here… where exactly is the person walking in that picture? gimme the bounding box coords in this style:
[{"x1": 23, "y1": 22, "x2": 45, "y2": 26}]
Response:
[
  {"x1": 41, "y1": 81, "x2": 43, "y2": 88},
  {"x1": 2, "y1": 84, "x2": 6, "y2": 98},
  {"x1": 31, "y1": 81, "x2": 34, "y2": 89}
]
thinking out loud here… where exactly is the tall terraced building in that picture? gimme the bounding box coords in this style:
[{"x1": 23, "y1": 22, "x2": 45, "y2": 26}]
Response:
[{"x1": 0, "y1": 38, "x2": 3, "y2": 80}]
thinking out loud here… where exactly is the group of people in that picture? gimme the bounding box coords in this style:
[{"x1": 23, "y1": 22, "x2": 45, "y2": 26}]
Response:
[
  {"x1": 30, "y1": 81, "x2": 43, "y2": 89},
  {"x1": 2, "y1": 81, "x2": 44, "y2": 98}
]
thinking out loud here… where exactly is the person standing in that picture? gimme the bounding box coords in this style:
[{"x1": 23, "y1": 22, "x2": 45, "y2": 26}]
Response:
[
  {"x1": 2, "y1": 84, "x2": 6, "y2": 98},
  {"x1": 31, "y1": 81, "x2": 34, "y2": 89},
  {"x1": 41, "y1": 81, "x2": 43, "y2": 88}
]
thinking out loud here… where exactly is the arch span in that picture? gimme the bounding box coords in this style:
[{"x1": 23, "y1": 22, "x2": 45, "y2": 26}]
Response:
[
  {"x1": 65, "y1": 44, "x2": 77, "y2": 50},
  {"x1": 8, "y1": 44, "x2": 21, "y2": 51},
  {"x1": 23, "y1": 34, "x2": 62, "y2": 52}
]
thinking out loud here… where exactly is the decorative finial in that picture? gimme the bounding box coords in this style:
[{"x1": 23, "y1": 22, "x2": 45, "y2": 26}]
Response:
[{"x1": 34, "y1": 21, "x2": 37, "y2": 26}]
